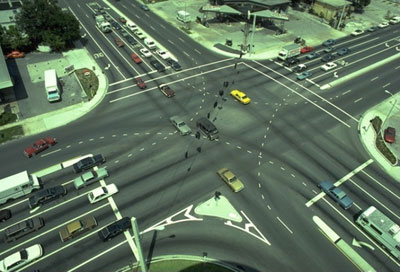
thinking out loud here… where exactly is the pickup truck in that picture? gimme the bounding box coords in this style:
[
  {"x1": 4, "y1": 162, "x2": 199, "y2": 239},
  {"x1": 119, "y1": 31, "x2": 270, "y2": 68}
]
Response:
[
  {"x1": 158, "y1": 84, "x2": 175, "y2": 98},
  {"x1": 318, "y1": 181, "x2": 353, "y2": 210}
]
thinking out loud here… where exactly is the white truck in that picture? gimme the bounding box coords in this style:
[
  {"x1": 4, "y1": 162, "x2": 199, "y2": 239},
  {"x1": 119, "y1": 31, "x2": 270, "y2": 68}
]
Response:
[
  {"x1": 177, "y1": 10, "x2": 191, "y2": 23},
  {"x1": 95, "y1": 15, "x2": 111, "y2": 33},
  {"x1": 45, "y1": 69, "x2": 61, "y2": 102},
  {"x1": 278, "y1": 43, "x2": 301, "y2": 61},
  {"x1": 0, "y1": 171, "x2": 41, "y2": 204}
]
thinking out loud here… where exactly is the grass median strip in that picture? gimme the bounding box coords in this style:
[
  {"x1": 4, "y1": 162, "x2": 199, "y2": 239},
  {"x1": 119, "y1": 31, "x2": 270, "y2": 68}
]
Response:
[{"x1": 132, "y1": 259, "x2": 235, "y2": 272}]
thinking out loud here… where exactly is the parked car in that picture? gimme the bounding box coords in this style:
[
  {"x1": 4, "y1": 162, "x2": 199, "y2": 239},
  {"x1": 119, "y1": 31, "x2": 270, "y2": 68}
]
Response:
[
  {"x1": 73, "y1": 154, "x2": 105, "y2": 173},
  {"x1": 321, "y1": 62, "x2": 337, "y2": 71},
  {"x1": 141, "y1": 4, "x2": 149, "y2": 11},
  {"x1": 321, "y1": 53, "x2": 336, "y2": 62},
  {"x1": 0, "y1": 209, "x2": 11, "y2": 222},
  {"x1": 158, "y1": 84, "x2": 175, "y2": 97},
  {"x1": 166, "y1": 59, "x2": 182, "y2": 71},
  {"x1": 134, "y1": 30, "x2": 146, "y2": 39},
  {"x1": 119, "y1": 17, "x2": 127, "y2": 24},
  {"x1": 104, "y1": 14, "x2": 112, "y2": 22},
  {"x1": 29, "y1": 186, "x2": 67, "y2": 209},
  {"x1": 151, "y1": 60, "x2": 165, "y2": 72},
  {"x1": 130, "y1": 53, "x2": 142, "y2": 64},
  {"x1": 322, "y1": 39, "x2": 336, "y2": 46},
  {"x1": 300, "y1": 46, "x2": 313, "y2": 54},
  {"x1": 0, "y1": 244, "x2": 43, "y2": 272},
  {"x1": 4, "y1": 217, "x2": 44, "y2": 243},
  {"x1": 230, "y1": 89, "x2": 251, "y2": 104},
  {"x1": 389, "y1": 16, "x2": 400, "y2": 24},
  {"x1": 368, "y1": 26, "x2": 378, "y2": 32},
  {"x1": 378, "y1": 21, "x2": 390, "y2": 28},
  {"x1": 283, "y1": 57, "x2": 300, "y2": 67},
  {"x1": 323, "y1": 46, "x2": 334, "y2": 53},
  {"x1": 126, "y1": 36, "x2": 137, "y2": 45},
  {"x1": 306, "y1": 52, "x2": 320, "y2": 60},
  {"x1": 293, "y1": 64, "x2": 307, "y2": 73},
  {"x1": 156, "y1": 50, "x2": 171, "y2": 60},
  {"x1": 6, "y1": 50, "x2": 25, "y2": 59},
  {"x1": 318, "y1": 181, "x2": 353, "y2": 210},
  {"x1": 337, "y1": 47, "x2": 350, "y2": 56},
  {"x1": 297, "y1": 71, "x2": 312, "y2": 80},
  {"x1": 384, "y1": 127, "x2": 396, "y2": 143},
  {"x1": 111, "y1": 21, "x2": 121, "y2": 30},
  {"x1": 24, "y1": 137, "x2": 57, "y2": 158},
  {"x1": 135, "y1": 77, "x2": 146, "y2": 89},
  {"x1": 74, "y1": 168, "x2": 109, "y2": 190},
  {"x1": 98, "y1": 217, "x2": 131, "y2": 242},
  {"x1": 114, "y1": 38, "x2": 124, "y2": 47},
  {"x1": 169, "y1": 116, "x2": 192, "y2": 136},
  {"x1": 127, "y1": 22, "x2": 138, "y2": 32},
  {"x1": 140, "y1": 48, "x2": 152, "y2": 58},
  {"x1": 217, "y1": 168, "x2": 244, "y2": 192},
  {"x1": 88, "y1": 184, "x2": 118, "y2": 204},
  {"x1": 351, "y1": 29, "x2": 364, "y2": 36},
  {"x1": 59, "y1": 215, "x2": 97, "y2": 242},
  {"x1": 120, "y1": 29, "x2": 129, "y2": 38}
]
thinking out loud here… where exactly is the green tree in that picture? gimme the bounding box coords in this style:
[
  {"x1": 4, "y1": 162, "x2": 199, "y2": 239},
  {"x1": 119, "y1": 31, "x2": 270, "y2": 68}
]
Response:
[{"x1": 15, "y1": 0, "x2": 80, "y2": 51}]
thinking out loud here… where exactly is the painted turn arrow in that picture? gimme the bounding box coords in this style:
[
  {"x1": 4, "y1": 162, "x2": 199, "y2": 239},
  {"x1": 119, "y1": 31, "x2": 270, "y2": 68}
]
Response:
[{"x1": 352, "y1": 238, "x2": 375, "y2": 250}]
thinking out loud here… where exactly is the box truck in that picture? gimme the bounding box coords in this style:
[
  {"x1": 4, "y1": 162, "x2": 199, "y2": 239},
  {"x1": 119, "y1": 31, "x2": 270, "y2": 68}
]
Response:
[
  {"x1": 44, "y1": 69, "x2": 61, "y2": 102},
  {"x1": 0, "y1": 171, "x2": 41, "y2": 204},
  {"x1": 177, "y1": 10, "x2": 191, "y2": 23},
  {"x1": 278, "y1": 44, "x2": 301, "y2": 61}
]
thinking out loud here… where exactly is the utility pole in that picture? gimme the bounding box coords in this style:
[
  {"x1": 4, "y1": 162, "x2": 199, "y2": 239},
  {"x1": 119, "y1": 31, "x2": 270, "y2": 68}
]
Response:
[
  {"x1": 337, "y1": 4, "x2": 346, "y2": 29},
  {"x1": 131, "y1": 217, "x2": 147, "y2": 272},
  {"x1": 248, "y1": 13, "x2": 257, "y2": 56}
]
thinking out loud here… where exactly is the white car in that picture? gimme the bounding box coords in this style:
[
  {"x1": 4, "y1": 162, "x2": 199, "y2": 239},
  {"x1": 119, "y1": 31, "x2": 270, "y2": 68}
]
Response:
[
  {"x1": 88, "y1": 184, "x2": 118, "y2": 204},
  {"x1": 144, "y1": 38, "x2": 156, "y2": 49},
  {"x1": 156, "y1": 50, "x2": 171, "y2": 60},
  {"x1": 134, "y1": 30, "x2": 146, "y2": 40},
  {"x1": 0, "y1": 244, "x2": 43, "y2": 272},
  {"x1": 378, "y1": 21, "x2": 389, "y2": 28},
  {"x1": 390, "y1": 16, "x2": 400, "y2": 24},
  {"x1": 126, "y1": 22, "x2": 138, "y2": 32},
  {"x1": 351, "y1": 29, "x2": 364, "y2": 36},
  {"x1": 321, "y1": 62, "x2": 337, "y2": 71},
  {"x1": 140, "y1": 48, "x2": 152, "y2": 58}
]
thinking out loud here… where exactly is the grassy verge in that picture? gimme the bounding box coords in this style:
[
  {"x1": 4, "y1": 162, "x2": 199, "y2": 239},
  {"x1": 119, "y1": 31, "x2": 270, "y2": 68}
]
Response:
[
  {"x1": 179, "y1": 26, "x2": 192, "y2": 34},
  {"x1": 75, "y1": 68, "x2": 99, "y2": 101},
  {"x1": 370, "y1": 116, "x2": 397, "y2": 164},
  {"x1": 132, "y1": 260, "x2": 234, "y2": 272},
  {"x1": 0, "y1": 126, "x2": 24, "y2": 144},
  {"x1": 0, "y1": 112, "x2": 17, "y2": 126}
]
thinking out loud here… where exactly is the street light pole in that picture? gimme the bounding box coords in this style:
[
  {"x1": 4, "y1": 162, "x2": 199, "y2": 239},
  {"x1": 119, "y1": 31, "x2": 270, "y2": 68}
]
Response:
[
  {"x1": 381, "y1": 90, "x2": 397, "y2": 137},
  {"x1": 131, "y1": 217, "x2": 147, "y2": 272}
]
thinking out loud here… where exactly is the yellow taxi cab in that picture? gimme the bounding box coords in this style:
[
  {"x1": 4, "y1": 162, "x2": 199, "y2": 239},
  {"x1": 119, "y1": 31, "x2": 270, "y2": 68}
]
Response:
[
  {"x1": 217, "y1": 168, "x2": 244, "y2": 192},
  {"x1": 230, "y1": 89, "x2": 251, "y2": 104}
]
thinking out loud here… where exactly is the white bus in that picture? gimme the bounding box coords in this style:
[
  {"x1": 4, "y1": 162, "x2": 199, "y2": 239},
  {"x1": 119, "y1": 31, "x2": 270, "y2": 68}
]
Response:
[{"x1": 356, "y1": 206, "x2": 400, "y2": 261}]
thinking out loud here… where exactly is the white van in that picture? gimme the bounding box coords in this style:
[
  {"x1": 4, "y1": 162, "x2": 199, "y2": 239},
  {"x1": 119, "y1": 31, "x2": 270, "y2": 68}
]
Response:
[
  {"x1": 127, "y1": 21, "x2": 138, "y2": 32},
  {"x1": 177, "y1": 10, "x2": 190, "y2": 23},
  {"x1": 0, "y1": 171, "x2": 41, "y2": 204},
  {"x1": 144, "y1": 38, "x2": 156, "y2": 49}
]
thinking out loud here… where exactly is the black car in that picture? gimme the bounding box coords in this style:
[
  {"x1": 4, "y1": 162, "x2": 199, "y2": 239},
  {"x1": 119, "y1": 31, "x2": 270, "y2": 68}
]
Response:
[
  {"x1": 166, "y1": 59, "x2": 182, "y2": 71},
  {"x1": 321, "y1": 54, "x2": 336, "y2": 62},
  {"x1": 0, "y1": 209, "x2": 11, "y2": 222},
  {"x1": 98, "y1": 217, "x2": 131, "y2": 241},
  {"x1": 337, "y1": 47, "x2": 350, "y2": 56},
  {"x1": 141, "y1": 4, "x2": 149, "y2": 11},
  {"x1": 29, "y1": 186, "x2": 67, "y2": 209},
  {"x1": 111, "y1": 21, "x2": 121, "y2": 30},
  {"x1": 73, "y1": 154, "x2": 105, "y2": 173},
  {"x1": 283, "y1": 57, "x2": 300, "y2": 67},
  {"x1": 150, "y1": 60, "x2": 165, "y2": 72},
  {"x1": 126, "y1": 36, "x2": 137, "y2": 45}
]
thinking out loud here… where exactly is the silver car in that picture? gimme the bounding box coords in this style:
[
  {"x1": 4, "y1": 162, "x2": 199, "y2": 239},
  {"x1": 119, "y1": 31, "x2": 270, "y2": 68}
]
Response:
[
  {"x1": 170, "y1": 116, "x2": 192, "y2": 136},
  {"x1": 74, "y1": 168, "x2": 109, "y2": 190}
]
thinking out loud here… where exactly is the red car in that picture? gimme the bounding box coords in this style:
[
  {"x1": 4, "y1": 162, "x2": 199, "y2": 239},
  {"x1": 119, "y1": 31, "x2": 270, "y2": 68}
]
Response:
[
  {"x1": 135, "y1": 77, "x2": 146, "y2": 89},
  {"x1": 114, "y1": 38, "x2": 124, "y2": 47},
  {"x1": 301, "y1": 46, "x2": 313, "y2": 54},
  {"x1": 6, "y1": 51, "x2": 25, "y2": 59},
  {"x1": 130, "y1": 53, "x2": 142, "y2": 64},
  {"x1": 158, "y1": 84, "x2": 175, "y2": 98},
  {"x1": 24, "y1": 137, "x2": 57, "y2": 158},
  {"x1": 119, "y1": 17, "x2": 127, "y2": 24},
  {"x1": 384, "y1": 127, "x2": 395, "y2": 143}
]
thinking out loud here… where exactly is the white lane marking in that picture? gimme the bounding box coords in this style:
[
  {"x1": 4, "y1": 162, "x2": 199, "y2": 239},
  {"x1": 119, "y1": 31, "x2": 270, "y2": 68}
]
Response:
[
  {"x1": 168, "y1": 39, "x2": 175, "y2": 45},
  {"x1": 108, "y1": 57, "x2": 233, "y2": 87},
  {"x1": 371, "y1": 76, "x2": 379, "y2": 81},
  {"x1": 382, "y1": 83, "x2": 391, "y2": 88},
  {"x1": 40, "y1": 149, "x2": 61, "y2": 157},
  {"x1": 342, "y1": 89, "x2": 351, "y2": 95},
  {"x1": 306, "y1": 159, "x2": 373, "y2": 207},
  {"x1": 150, "y1": 25, "x2": 155, "y2": 30},
  {"x1": 160, "y1": 24, "x2": 166, "y2": 29},
  {"x1": 354, "y1": 98, "x2": 363, "y2": 103},
  {"x1": 245, "y1": 62, "x2": 352, "y2": 127},
  {"x1": 183, "y1": 51, "x2": 190, "y2": 57},
  {"x1": 194, "y1": 49, "x2": 201, "y2": 54},
  {"x1": 179, "y1": 37, "x2": 184, "y2": 42},
  {"x1": 277, "y1": 217, "x2": 293, "y2": 234}
]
